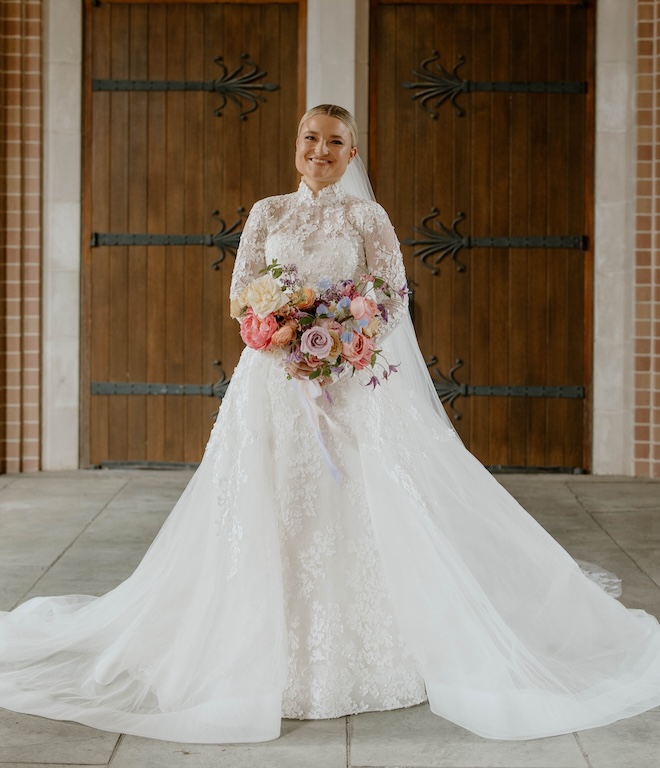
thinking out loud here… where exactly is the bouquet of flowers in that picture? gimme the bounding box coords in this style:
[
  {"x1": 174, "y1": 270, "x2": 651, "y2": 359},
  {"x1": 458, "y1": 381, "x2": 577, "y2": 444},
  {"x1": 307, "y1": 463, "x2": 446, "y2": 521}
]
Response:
[{"x1": 230, "y1": 260, "x2": 405, "y2": 390}]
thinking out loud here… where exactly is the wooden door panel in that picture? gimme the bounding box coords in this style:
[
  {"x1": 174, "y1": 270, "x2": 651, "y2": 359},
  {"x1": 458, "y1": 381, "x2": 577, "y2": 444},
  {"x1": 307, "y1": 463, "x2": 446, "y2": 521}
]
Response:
[
  {"x1": 371, "y1": 1, "x2": 592, "y2": 469},
  {"x1": 83, "y1": 0, "x2": 303, "y2": 465}
]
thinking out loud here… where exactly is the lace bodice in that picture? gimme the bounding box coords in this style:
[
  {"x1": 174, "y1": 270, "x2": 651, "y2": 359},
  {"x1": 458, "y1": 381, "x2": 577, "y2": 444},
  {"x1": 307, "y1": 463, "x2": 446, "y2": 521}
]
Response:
[{"x1": 230, "y1": 180, "x2": 408, "y2": 334}]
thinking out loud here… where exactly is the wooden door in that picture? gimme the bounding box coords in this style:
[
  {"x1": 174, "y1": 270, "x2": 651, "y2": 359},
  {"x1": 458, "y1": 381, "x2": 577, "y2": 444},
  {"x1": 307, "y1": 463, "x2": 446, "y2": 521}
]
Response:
[
  {"x1": 370, "y1": 0, "x2": 593, "y2": 470},
  {"x1": 82, "y1": 0, "x2": 305, "y2": 466}
]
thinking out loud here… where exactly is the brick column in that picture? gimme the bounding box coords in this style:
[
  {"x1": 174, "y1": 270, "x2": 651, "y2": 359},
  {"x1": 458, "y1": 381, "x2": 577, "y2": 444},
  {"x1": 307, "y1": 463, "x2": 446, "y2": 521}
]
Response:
[{"x1": 0, "y1": 0, "x2": 42, "y2": 473}]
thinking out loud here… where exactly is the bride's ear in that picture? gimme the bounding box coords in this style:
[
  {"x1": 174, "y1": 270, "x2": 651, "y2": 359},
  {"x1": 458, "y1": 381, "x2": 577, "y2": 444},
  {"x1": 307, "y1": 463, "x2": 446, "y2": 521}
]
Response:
[{"x1": 349, "y1": 147, "x2": 358, "y2": 162}]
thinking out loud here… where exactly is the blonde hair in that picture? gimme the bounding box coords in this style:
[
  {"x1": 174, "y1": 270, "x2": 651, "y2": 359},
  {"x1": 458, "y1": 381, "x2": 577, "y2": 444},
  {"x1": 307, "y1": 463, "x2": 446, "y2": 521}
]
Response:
[{"x1": 297, "y1": 104, "x2": 358, "y2": 148}]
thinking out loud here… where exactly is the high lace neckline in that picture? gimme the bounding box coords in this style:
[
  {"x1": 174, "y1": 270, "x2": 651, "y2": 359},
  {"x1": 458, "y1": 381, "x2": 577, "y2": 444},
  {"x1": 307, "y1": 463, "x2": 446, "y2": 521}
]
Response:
[{"x1": 297, "y1": 179, "x2": 347, "y2": 204}]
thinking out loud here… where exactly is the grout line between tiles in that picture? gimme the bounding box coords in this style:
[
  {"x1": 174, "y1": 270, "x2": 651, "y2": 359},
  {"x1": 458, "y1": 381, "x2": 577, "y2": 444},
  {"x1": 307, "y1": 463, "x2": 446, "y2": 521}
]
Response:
[
  {"x1": 345, "y1": 715, "x2": 351, "y2": 768},
  {"x1": 106, "y1": 731, "x2": 124, "y2": 766},
  {"x1": 574, "y1": 730, "x2": 594, "y2": 768}
]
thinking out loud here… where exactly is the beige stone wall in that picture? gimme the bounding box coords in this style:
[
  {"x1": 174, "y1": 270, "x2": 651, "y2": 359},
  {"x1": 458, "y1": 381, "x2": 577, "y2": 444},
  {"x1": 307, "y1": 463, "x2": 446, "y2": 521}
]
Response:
[
  {"x1": 635, "y1": 0, "x2": 660, "y2": 477},
  {"x1": 0, "y1": 0, "x2": 42, "y2": 472}
]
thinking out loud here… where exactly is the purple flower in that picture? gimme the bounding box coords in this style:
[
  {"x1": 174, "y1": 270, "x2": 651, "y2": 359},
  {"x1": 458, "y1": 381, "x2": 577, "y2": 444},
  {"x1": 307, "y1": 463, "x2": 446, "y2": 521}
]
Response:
[
  {"x1": 286, "y1": 347, "x2": 304, "y2": 363},
  {"x1": 365, "y1": 375, "x2": 380, "y2": 390}
]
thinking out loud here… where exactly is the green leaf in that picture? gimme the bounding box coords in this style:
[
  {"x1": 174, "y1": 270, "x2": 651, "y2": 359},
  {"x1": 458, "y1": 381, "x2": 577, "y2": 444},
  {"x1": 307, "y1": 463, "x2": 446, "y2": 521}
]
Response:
[{"x1": 308, "y1": 369, "x2": 322, "y2": 380}]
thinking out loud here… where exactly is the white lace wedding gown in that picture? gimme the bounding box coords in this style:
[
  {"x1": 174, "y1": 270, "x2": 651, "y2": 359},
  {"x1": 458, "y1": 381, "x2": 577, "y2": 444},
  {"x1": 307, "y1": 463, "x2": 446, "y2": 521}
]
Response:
[{"x1": 2, "y1": 180, "x2": 660, "y2": 744}]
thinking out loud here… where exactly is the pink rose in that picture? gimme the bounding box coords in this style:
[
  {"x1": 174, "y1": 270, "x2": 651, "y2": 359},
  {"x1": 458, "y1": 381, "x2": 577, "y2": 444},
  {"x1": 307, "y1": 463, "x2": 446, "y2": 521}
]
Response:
[
  {"x1": 350, "y1": 296, "x2": 379, "y2": 321},
  {"x1": 342, "y1": 332, "x2": 375, "y2": 370},
  {"x1": 300, "y1": 326, "x2": 333, "y2": 358},
  {"x1": 239, "y1": 309, "x2": 277, "y2": 350}
]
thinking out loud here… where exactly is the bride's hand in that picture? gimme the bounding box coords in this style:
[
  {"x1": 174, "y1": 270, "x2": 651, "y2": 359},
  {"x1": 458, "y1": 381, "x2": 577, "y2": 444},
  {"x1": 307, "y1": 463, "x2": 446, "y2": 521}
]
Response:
[{"x1": 285, "y1": 360, "x2": 319, "y2": 379}]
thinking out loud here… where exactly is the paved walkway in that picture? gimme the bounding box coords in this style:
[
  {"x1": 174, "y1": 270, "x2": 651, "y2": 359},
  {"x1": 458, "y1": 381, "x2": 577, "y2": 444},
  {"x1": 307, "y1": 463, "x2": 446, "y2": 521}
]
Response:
[{"x1": 0, "y1": 470, "x2": 659, "y2": 768}]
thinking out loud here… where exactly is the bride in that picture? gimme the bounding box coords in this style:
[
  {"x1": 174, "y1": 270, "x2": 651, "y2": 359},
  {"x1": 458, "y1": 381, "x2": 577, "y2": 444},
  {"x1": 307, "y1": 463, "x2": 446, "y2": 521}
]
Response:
[{"x1": 2, "y1": 104, "x2": 660, "y2": 744}]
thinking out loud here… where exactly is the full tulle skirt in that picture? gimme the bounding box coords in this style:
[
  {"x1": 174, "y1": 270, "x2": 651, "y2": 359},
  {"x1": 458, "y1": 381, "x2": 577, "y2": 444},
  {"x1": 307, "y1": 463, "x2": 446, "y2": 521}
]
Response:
[{"x1": 1, "y1": 346, "x2": 660, "y2": 742}]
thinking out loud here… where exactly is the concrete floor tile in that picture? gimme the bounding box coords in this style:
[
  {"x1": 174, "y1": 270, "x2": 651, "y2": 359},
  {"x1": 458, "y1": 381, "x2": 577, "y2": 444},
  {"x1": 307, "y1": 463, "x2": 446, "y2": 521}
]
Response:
[
  {"x1": 349, "y1": 705, "x2": 587, "y2": 768},
  {"x1": 110, "y1": 719, "x2": 346, "y2": 768},
  {"x1": 569, "y1": 481, "x2": 660, "y2": 512},
  {"x1": 0, "y1": 709, "x2": 119, "y2": 764},
  {"x1": 0, "y1": 475, "x2": 16, "y2": 491},
  {"x1": 0, "y1": 565, "x2": 47, "y2": 610},
  {"x1": 592, "y1": 510, "x2": 660, "y2": 547},
  {"x1": 575, "y1": 710, "x2": 660, "y2": 768}
]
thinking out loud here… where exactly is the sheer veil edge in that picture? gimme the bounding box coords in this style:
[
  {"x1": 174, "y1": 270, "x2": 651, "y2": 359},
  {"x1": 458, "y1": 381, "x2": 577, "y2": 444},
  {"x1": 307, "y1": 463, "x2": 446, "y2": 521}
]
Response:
[{"x1": 340, "y1": 152, "x2": 622, "y2": 599}]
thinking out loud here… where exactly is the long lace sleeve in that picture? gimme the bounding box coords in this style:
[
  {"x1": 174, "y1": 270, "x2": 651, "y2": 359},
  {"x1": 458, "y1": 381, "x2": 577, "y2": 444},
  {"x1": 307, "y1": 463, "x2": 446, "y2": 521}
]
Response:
[
  {"x1": 230, "y1": 200, "x2": 268, "y2": 302},
  {"x1": 362, "y1": 203, "x2": 409, "y2": 338}
]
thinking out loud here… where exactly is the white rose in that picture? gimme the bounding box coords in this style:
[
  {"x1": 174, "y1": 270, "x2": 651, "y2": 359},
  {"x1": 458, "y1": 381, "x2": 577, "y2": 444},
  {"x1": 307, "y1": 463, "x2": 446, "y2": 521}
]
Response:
[
  {"x1": 229, "y1": 286, "x2": 249, "y2": 319},
  {"x1": 245, "y1": 274, "x2": 289, "y2": 319}
]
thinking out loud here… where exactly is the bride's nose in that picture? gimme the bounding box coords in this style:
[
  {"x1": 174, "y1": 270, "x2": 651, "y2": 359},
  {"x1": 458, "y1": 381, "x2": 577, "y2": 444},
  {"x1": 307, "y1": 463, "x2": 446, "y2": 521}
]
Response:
[{"x1": 314, "y1": 141, "x2": 329, "y2": 155}]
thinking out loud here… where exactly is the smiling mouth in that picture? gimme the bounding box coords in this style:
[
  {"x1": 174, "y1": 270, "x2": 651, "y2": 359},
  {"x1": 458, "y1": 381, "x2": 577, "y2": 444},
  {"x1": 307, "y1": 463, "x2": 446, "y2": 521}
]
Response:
[{"x1": 308, "y1": 157, "x2": 332, "y2": 165}]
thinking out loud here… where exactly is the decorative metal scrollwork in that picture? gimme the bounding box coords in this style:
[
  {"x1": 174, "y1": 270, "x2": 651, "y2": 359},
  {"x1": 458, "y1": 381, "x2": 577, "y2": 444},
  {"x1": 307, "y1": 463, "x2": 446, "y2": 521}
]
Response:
[
  {"x1": 211, "y1": 360, "x2": 231, "y2": 422},
  {"x1": 210, "y1": 208, "x2": 245, "y2": 269},
  {"x1": 211, "y1": 54, "x2": 279, "y2": 119},
  {"x1": 211, "y1": 360, "x2": 231, "y2": 401},
  {"x1": 426, "y1": 357, "x2": 584, "y2": 421},
  {"x1": 427, "y1": 357, "x2": 467, "y2": 419},
  {"x1": 402, "y1": 209, "x2": 468, "y2": 274},
  {"x1": 402, "y1": 51, "x2": 469, "y2": 118},
  {"x1": 403, "y1": 51, "x2": 587, "y2": 118},
  {"x1": 403, "y1": 208, "x2": 587, "y2": 275},
  {"x1": 92, "y1": 53, "x2": 279, "y2": 120}
]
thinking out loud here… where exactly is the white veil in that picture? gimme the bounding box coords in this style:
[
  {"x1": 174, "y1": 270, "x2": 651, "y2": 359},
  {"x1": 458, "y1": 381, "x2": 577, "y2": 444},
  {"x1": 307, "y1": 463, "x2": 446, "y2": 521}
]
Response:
[
  {"x1": 340, "y1": 154, "x2": 458, "y2": 436},
  {"x1": 340, "y1": 154, "x2": 622, "y2": 598}
]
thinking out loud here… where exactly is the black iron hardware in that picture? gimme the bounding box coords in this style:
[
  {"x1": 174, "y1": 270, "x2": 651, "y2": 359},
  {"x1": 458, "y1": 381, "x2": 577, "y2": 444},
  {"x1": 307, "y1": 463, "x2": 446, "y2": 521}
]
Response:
[
  {"x1": 91, "y1": 361, "x2": 231, "y2": 402},
  {"x1": 93, "y1": 53, "x2": 279, "y2": 120},
  {"x1": 90, "y1": 208, "x2": 245, "y2": 268},
  {"x1": 403, "y1": 209, "x2": 586, "y2": 275},
  {"x1": 427, "y1": 358, "x2": 584, "y2": 420},
  {"x1": 403, "y1": 51, "x2": 586, "y2": 118}
]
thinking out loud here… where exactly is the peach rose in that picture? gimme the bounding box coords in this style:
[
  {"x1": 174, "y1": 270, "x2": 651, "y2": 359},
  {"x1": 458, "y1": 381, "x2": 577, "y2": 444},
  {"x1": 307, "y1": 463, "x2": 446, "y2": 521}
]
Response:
[
  {"x1": 327, "y1": 330, "x2": 343, "y2": 362},
  {"x1": 350, "y1": 296, "x2": 379, "y2": 321},
  {"x1": 239, "y1": 309, "x2": 277, "y2": 350},
  {"x1": 270, "y1": 322, "x2": 297, "y2": 347},
  {"x1": 362, "y1": 316, "x2": 381, "y2": 338},
  {"x1": 342, "y1": 332, "x2": 375, "y2": 370},
  {"x1": 294, "y1": 286, "x2": 317, "y2": 310}
]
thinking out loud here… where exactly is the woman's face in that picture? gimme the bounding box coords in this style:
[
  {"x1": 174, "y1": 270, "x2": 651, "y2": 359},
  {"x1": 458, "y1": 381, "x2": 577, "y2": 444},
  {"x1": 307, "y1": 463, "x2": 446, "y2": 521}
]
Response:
[{"x1": 295, "y1": 115, "x2": 357, "y2": 193}]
